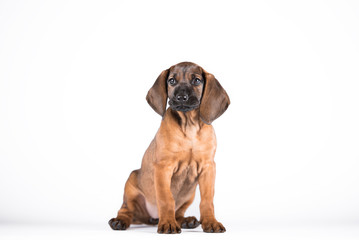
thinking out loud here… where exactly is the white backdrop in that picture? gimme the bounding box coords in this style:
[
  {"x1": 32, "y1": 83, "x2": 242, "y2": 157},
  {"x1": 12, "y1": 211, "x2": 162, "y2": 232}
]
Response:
[{"x1": 1, "y1": 0, "x2": 359, "y2": 238}]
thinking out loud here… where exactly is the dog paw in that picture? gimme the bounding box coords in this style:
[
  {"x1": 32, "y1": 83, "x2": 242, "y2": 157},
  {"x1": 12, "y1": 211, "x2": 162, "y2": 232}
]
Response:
[
  {"x1": 157, "y1": 219, "x2": 181, "y2": 234},
  {"x1": 201, "y1": 219, "x2": 226, "y2": 233},
  {"x1": 177, "y1": 216, "x2": 200, "y2": 229},
  {"x1": 148, "y1": 218, "x2": 159, "y2": 225},
  {"x1": 108, "y1": 217, "x2": 130, "y2": 230}
]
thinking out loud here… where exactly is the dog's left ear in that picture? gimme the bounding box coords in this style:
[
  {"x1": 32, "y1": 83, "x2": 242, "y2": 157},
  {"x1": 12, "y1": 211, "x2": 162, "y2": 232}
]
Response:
[
  {"x1": 146, "y1": 69, "x2": 169, "y2": 116},
  {"x1": 199, "y1": 69, "x2": 230, "y2": 124}
]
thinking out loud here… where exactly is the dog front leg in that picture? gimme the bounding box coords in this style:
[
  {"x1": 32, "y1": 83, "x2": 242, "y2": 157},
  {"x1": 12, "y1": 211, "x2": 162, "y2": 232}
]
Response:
[
  {"x1": 154, "y1": 162, "x2": 181, "y2": 234},
  {"x1": 198, "y1": 162, "x2": 226, "y2": 233}
]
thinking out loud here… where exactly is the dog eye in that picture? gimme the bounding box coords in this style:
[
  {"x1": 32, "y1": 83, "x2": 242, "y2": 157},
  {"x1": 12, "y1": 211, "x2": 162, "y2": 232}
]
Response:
[
  {"x1": 192, "y1": 78, "x2": 202, "y2": 86},
  {"x1": 168, "y1": 78, "x2": 177, "y2": 86}
]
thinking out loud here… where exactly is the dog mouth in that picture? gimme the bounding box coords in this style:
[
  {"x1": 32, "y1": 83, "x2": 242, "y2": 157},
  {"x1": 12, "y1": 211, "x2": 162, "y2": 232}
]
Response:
[
  {"x1": 171, "y1": 105, "x2": 197, "y2": 112},
  {"x1": 168, "y1": 100, "x2": 200, "y2": 112}
]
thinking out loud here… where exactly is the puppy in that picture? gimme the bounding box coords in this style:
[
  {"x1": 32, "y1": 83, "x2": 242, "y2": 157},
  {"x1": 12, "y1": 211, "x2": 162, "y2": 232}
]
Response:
[{"x1": 109, "y1": 62, "x2": 230, "y2": 233}]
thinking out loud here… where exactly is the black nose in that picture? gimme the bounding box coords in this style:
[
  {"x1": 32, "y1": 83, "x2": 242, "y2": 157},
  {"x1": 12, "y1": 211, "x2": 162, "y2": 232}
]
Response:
[{"x1": 176, "y1": 93, "x2": 189, "y2": 102}]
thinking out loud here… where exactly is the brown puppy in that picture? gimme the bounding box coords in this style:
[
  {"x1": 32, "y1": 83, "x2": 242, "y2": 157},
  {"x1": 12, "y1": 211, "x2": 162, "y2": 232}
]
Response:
[{"x1": 109, "y1": 62, "x2": 230, "y2": 234}]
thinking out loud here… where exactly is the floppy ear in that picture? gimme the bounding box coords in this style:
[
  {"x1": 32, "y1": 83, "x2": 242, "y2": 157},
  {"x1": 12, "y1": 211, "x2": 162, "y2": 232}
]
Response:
[
  {"x1": 146, "y1": 69, "x2": 169, "y2": 116},
  {"x1": 199, "y1": 70, "x2": 230, "y2": 124}
]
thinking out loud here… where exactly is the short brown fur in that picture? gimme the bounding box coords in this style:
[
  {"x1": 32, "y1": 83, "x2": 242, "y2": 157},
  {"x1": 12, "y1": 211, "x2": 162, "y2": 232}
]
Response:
[{"x1": 109, "y1": 62, "x2": 230, "y2": 234}]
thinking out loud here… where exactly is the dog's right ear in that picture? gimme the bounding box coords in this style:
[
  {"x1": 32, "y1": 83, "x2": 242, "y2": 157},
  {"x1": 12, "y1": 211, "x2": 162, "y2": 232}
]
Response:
[{"x1": 146, "y1": 69, "x2": 169, "y2": 116}]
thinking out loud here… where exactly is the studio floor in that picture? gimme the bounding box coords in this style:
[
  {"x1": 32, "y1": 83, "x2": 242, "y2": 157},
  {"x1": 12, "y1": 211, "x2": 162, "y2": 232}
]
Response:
[{"x1": 1, "y1": 221, "x2": 358, "y2": 240}]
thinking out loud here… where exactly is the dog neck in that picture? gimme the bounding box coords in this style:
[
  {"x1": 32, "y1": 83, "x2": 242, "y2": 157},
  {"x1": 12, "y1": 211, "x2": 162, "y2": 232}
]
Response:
[{"x1": 169, "y1": 108, "x2": 203, "y2": 134}]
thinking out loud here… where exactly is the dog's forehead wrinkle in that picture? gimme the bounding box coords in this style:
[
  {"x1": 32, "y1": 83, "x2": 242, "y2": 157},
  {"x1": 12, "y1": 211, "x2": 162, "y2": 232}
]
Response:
[{"x1": 171, "y1": 62, "x2": 201, "y2": 75}]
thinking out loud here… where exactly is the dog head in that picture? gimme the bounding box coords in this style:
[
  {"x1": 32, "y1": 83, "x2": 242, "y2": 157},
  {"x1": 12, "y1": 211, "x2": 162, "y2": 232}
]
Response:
[{"x1": 146, "y1": 62, "x2": 230, "y2": 124}]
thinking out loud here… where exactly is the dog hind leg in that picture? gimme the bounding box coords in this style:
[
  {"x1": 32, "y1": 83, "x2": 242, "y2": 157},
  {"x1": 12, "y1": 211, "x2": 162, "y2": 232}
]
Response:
[
  {"x1": 175, "y1": 191, "x2": 200, "y2": 229},
  {"x1": 109, "y1": 170, "x2": 154, "y2": 230}
]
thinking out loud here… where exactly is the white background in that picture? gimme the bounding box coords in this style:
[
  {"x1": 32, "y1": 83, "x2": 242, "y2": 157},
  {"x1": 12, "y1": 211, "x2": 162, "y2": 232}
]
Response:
[{"x1": 1, "y1": 0, "x2": 358, "y2": 239}]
